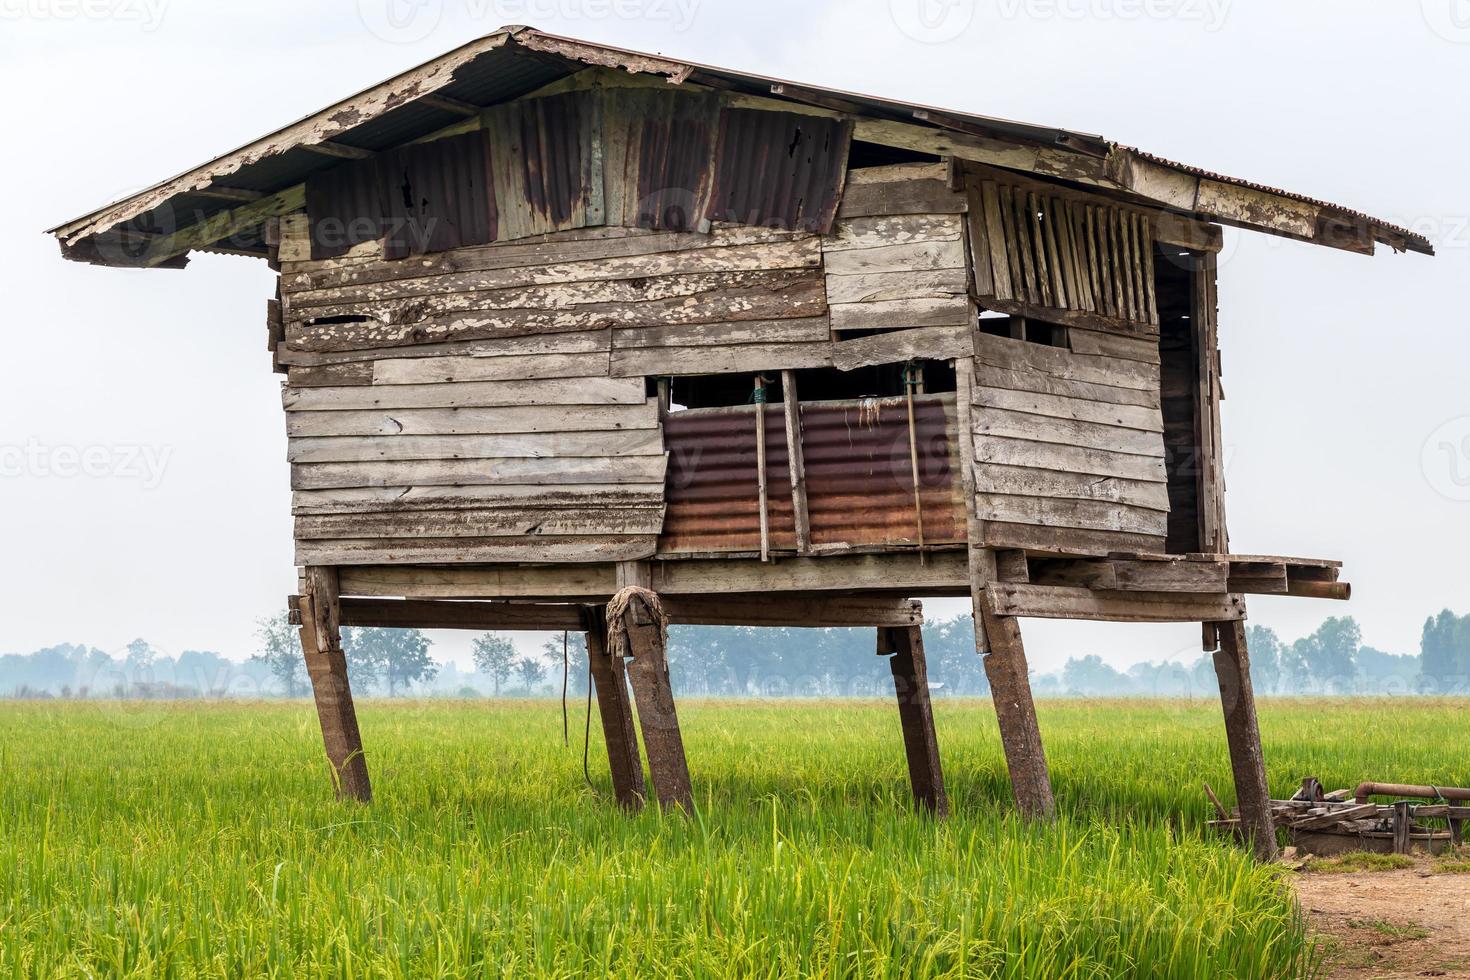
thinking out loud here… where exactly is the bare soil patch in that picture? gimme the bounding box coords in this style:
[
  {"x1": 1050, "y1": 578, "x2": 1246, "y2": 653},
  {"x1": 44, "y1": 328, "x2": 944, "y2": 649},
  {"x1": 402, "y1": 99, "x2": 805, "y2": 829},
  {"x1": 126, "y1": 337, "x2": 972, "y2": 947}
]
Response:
[{"x1": 1297, "y1": 853, "x2": 1470, "y2": 978}]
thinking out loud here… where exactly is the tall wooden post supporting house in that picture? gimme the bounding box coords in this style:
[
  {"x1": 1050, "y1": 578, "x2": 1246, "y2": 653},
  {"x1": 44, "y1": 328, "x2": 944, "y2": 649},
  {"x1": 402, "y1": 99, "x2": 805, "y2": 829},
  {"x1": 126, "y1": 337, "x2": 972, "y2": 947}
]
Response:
[{"x1": 50, "y1": 27, "x2": 1432, "y2": 853}]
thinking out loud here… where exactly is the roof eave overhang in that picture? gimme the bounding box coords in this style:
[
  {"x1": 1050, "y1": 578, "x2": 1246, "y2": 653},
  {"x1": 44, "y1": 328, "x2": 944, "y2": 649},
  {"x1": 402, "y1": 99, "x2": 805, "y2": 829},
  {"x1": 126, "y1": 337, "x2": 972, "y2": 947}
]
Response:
[{"x1": 47, "y1": 26, "x2": 1435, "y2": 266}]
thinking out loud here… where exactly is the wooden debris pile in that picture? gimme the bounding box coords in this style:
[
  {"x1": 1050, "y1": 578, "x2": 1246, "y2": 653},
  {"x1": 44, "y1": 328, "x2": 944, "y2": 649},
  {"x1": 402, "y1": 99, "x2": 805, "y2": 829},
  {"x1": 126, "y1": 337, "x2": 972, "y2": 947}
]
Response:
[{"x1": 1207, "y1": 777, "x2": 1468, "y2": 856}]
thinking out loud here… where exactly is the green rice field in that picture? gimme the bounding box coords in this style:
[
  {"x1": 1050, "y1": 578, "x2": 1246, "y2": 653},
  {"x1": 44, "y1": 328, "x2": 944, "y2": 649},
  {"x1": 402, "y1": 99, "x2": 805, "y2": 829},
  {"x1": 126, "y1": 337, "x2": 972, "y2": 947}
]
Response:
[{"x1": 2, "y1": 697, "x2": 1465, "y2": 978}]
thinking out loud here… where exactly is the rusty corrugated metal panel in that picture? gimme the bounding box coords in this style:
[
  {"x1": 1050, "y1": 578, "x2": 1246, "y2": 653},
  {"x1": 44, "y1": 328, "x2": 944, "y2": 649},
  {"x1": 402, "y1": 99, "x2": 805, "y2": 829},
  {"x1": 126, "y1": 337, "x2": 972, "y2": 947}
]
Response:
[
  {"x1": 631, "y1": 90, "x2": 717, "y2": 232},
  {"x1": 381, "y1": 130, "x2": 497, "y2": 259},
  {"x1": 518, "y1": 92, "x2": 582, "y2": 226},
  {"x1": 659, "y1": 405, "x2": 797, "y2": 555},
  {"x1": 658, "y1": 395, "x2": 965, "y2": 556},
  {"x1": 305, "y1": 156, "x2": 385, "y2": 260},
  {"x1": 482, "y1": 92, "x2": 588, "y2": 240},
  {"x1": 305, "y1": 131, "x2": 496, "y2": 260},
  {"x1": 800, "y1": 395, "x2": 965, "y2": 548},
  {"x1": 707, "y1": 108, "x2": 852, "y2": 234}
]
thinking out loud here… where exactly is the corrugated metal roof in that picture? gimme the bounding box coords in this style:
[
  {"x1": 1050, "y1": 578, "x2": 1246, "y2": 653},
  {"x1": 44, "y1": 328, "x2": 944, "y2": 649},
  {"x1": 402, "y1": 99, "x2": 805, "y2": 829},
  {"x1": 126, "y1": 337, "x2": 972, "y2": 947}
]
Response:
[
  {"x1": 1124, "y1": 146, "x2": 1425, "y2": 247},
  {"x1": 48, "y1": 25, "x2": 1434, "y2": 263}
]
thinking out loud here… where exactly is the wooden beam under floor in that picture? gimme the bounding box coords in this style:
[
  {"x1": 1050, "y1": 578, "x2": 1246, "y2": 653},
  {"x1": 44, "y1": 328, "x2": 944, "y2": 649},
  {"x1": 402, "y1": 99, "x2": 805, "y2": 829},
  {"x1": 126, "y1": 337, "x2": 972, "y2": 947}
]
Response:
[{"x1": 290, "y1": 594, "x2": 925, "y2": 631}]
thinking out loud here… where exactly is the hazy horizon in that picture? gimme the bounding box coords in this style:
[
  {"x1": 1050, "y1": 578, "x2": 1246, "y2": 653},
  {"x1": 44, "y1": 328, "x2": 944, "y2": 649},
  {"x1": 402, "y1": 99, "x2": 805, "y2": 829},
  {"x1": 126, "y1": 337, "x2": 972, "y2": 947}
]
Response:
[{"x1": 6, "y1": 1, "x2": 1467, "y2": 674}]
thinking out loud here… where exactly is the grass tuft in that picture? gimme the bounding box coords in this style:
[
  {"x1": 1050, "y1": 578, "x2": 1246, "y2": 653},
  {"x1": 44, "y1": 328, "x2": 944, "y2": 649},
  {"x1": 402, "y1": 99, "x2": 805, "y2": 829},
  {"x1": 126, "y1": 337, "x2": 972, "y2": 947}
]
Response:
[{"x1": 1305, "y1": 852, "x2": 1416, "y2": 874}]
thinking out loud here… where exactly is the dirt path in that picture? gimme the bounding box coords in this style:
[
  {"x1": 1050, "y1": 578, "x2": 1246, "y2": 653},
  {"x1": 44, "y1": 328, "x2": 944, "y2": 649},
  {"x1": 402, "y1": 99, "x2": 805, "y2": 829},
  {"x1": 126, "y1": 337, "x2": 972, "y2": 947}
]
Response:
[{"x1": 1297, "y1": 859, "x2": 1470, "y2": 978}]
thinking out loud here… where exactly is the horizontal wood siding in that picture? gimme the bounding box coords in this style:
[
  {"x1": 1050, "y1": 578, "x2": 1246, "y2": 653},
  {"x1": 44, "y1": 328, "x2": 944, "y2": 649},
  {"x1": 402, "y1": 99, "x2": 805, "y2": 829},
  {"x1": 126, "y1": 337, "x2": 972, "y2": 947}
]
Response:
[
  {"x1": 824, "y1": 164, "x2": 971, "y2": 336},
  {"x1": 969, "y1": 332, "x2": 1168, "y2": 555},
  {"x1": 280, "y1": 222, "x2": 687, "y2": 567}
]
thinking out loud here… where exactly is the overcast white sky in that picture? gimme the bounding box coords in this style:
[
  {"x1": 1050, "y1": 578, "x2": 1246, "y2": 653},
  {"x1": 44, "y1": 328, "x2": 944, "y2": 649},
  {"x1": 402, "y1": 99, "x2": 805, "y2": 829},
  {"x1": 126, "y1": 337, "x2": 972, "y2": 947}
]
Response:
[{"x1": 3, "y1": 0, "x2": 1467, "y2": 673}]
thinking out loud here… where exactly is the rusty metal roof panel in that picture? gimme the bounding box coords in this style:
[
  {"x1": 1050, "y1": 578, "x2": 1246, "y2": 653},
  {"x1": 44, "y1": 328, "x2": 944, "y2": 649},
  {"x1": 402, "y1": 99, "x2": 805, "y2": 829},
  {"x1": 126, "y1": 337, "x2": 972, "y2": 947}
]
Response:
[{"x1": 47, "y1": 24, "x2": 1433, "y2": 262}]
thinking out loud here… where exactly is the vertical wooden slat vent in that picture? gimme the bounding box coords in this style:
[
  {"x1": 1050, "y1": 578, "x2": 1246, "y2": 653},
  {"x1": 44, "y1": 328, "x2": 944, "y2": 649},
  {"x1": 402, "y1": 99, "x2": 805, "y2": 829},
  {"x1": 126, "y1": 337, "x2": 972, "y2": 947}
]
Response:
[{"x1": 969, "y1": 177, "x2": 1159, "y2": 330}]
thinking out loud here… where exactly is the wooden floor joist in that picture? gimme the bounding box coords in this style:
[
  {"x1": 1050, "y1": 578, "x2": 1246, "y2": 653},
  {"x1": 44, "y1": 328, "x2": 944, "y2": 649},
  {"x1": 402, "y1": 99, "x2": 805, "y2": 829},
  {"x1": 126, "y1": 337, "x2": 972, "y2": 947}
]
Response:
[{"x1": 985, "y1": 582, "x2": 1245, "y2": 623}]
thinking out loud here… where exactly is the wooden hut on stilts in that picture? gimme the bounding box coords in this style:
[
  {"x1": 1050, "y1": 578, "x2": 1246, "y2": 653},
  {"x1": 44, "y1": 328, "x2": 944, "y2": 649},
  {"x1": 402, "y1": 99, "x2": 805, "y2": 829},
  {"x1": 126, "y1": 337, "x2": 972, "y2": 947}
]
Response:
[{"x1": 49, "y1": 27, "x2": 1433, "y2": 860}]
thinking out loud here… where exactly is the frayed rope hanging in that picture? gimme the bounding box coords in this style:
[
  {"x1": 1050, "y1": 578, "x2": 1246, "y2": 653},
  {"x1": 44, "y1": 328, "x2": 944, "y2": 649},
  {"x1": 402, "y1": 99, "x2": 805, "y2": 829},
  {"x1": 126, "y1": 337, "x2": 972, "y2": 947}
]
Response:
[{"x1": 605, "y1": 586, "x2": 668, "y2": 661}]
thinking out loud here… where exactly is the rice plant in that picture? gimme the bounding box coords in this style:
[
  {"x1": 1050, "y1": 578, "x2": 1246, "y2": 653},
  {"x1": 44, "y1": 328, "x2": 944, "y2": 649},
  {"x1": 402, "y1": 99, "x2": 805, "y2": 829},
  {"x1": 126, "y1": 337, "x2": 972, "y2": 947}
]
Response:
[{"x1": 2, "y1": 698, "x2": 1462, "y2": 977}]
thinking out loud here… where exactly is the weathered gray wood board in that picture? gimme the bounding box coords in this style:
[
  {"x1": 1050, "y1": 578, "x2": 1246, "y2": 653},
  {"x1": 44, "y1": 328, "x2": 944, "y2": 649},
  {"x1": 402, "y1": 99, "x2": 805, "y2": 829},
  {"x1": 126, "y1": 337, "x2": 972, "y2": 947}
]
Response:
[
  {"x1": 967, "y1": 332, "x2": 1168, "y2": 555},
  {"x1": 280, "y1": 220, "x2": 684, "y2": 566},
  {"x1": 823, "y1": 165, "x2": 971, "y2": 337},
  {"x1": 966, "y1": 166, "x2": 1160, "y2": 333}
]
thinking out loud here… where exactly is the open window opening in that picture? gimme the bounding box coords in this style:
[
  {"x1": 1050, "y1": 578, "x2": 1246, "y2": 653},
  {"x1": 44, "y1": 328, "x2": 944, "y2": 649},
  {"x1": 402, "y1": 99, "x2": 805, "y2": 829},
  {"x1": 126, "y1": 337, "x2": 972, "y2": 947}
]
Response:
[
  {"x1": 1155, "y1": 241, "x2": 1204, "y2": 554},
  {"x1": 846, "y1": 141, "x2": 941, "y2": 169},
  {"x1": 649, "y1": 361, "x2": 957, "y2": 413},
  {"x1": 977, "y1": 312, "x2": 1070, "y2": 349},
  {"x1": 652, "y1": 374, "x2": 785, "y2": 411}
]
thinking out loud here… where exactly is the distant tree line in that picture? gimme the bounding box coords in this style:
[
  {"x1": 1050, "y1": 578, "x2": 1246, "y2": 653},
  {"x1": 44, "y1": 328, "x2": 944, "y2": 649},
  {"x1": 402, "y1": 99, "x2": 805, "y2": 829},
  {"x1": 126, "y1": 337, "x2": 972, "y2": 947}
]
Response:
[
  {"x1": 1053, "y1": 617, "x2": 1436, "y2": 698},
  {"x1": 4, "y1": 609, "x2": 1469, "y2": 700}
]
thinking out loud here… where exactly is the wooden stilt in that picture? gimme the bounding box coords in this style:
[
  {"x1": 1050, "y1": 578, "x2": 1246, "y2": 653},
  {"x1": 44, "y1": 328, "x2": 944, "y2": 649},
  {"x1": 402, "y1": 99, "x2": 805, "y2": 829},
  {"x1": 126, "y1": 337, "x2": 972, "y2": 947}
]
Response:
[
  {"x1": 298, "y1": 566, "x2": 371, "y2": 802},
  {"x1": 581, "y1": 605, "x2": 646, "y2": 810},
  {"x1": 1211, "y1": 619, "x2": 1278, "y2": 861},
  {"x1": 613, "y1": 591, "x2": 694, "y2": 811},
  {"x1": 882, "y1": 625, "x2": 948, "y2": 816},
  {"x1": 977, "y1": 596, "x2": 1056, "y2": 821}
]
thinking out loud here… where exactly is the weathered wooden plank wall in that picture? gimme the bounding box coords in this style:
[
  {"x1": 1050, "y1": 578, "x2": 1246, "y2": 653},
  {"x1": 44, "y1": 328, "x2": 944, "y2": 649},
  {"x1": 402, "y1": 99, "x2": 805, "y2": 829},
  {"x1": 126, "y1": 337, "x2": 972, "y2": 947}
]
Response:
[
  {"x1": 969, "y1": 332, "x2": 1168, "y2": 555},
  {"x1": 279, "y1": 219, "x2": 673, "y2": 566},
  {"x1": 277, "y1": 155, "x2": 985, "y2": 566},
  {"x1": 824, "y1": 164, "x2": 971, "y2": 336},
  {"x1": 273, "y1": 71, "x2": 1192, "y2": 570}
]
